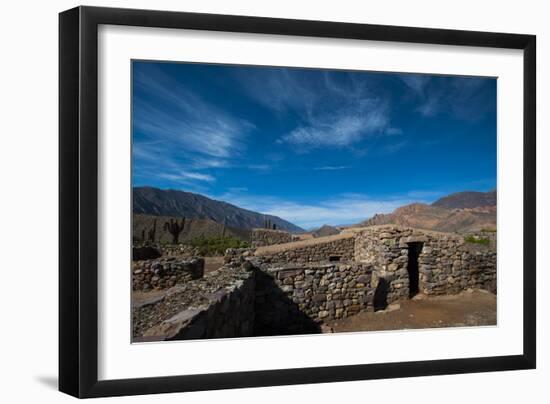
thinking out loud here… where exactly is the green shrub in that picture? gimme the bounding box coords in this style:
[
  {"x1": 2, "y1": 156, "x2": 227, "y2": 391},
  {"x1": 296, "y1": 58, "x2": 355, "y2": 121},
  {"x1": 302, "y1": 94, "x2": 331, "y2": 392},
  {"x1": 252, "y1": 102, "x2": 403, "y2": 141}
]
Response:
[
  {"x1": 190, "y1": 235, "x2": 249, "y2": 256},
  {"x1": 464, "y1": 235, "x2": 490, "y2": 245},
  {"x1": 481, "y1": 228, "x2": 497, "y2": 233}
]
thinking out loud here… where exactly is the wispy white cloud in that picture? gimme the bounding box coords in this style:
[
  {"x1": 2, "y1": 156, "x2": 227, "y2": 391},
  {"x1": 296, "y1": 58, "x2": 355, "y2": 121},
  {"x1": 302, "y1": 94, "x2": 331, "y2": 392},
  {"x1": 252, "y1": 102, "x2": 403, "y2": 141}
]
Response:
[
  {"x1": 399, "y1": 74, "x2": 430, "y2": 96},
  {"x1": 190, "y1": 157, "x2": 231, "y2": 169},
  {"x1": 247, "y1": 164, "x2": 271, "y2": 171},
  {"x1": 417, "y1": 96, "x2": 440, "y2": 117},
  {"x1": 399, "y1": 74, "x2": 442, "y2": 116},
  {"x1": 385, "y1": 127, "x2": 403, "y2": 135},
  {"x1": 133, "y1": 64, "x2": 256, "y2": 187},
  {"x1": 227, "y1": 187, "x2": 248, "y2": 193},
  {"x1": 238, "y1": 69, "x2": 392, "y2": 151},
  {"x1": 314, "y1": 166, "x2": 350, "y2": 171},
  {"x1": 280, "y1": 104, "x2": 388, "y2": 149},
  {"x1": 215, "y1": 191, "x2": 429, "y2": 229},
  {"x1": 382, "y1": 140, "x2": 408, "y2": 154},
  {"x1": 399, "y1": 73, "x2": 495, "y2": 121},
  {"x1": 237, "y1": 68, "x2": 317, "y2": 116},
  {"x1": 158, "y1": 171, "x2": 216, "y2": 183},
  {"x1": 405, "y1": 190, "x2": 446, "y2": 199}
]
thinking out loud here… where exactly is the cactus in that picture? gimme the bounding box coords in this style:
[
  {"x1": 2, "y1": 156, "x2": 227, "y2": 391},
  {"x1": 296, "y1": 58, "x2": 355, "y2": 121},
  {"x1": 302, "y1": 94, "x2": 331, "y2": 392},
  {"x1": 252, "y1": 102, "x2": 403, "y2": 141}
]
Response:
[
  {"x1": 147, "y1": 219, "x2": 157, "y2": 242},
  {"x1": 141, "y1": 228, "x2": 145, "y2": 242},
  {"x1": 164, "y1": 217, "x2": 185, "y2": 244},
  {"x1": 272, "y1": 223, "x2": 277, "y2": 230},
  {"x1": 222, "y1": 217, "x2": 227, "y2": 237}
]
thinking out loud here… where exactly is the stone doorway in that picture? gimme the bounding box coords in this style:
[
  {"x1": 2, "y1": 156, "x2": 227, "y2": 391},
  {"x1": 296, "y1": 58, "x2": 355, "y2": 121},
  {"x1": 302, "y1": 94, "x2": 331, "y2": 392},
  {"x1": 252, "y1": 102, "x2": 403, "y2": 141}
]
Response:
[{"x1": 407, "y1": 242, "x2": 423, "y2": 298}]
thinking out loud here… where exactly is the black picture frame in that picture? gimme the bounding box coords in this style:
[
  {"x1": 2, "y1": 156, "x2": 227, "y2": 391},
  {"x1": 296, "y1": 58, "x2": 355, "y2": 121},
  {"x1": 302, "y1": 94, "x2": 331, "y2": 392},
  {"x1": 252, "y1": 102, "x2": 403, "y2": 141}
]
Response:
[{"x1": 59, "y1": 6, "x2": 536, "y2": 398}]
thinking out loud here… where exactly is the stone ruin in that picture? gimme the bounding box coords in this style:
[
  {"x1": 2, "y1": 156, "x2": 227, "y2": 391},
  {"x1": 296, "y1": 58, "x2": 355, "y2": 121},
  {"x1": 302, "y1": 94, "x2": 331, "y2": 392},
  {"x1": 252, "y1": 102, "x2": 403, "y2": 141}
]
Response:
[
  {"x1": 250, "y1": 228, "x2": 298, "y2": 248},
  {"x1": 132, "y1": 225, "x2": 496, "y2": 341},
  {"x1": 132, "y1": 257, "x2": 204, "y2": 291}
]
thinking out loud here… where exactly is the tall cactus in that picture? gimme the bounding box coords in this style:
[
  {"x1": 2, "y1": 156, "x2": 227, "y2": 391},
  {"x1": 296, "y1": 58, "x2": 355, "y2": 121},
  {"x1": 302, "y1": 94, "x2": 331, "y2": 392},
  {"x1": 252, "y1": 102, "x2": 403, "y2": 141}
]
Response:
[
  {"x1": 164, "y1": 217, "x2": 185, "y2": 244},
  {"x1": 221, "y1": 217, "x2": 227, "y2": 237},
  {"x1": 141, "y1": 228, "x2": 146, "y2": 242},
  {"x1": 147, "y1": 219, "x2": 157, "y2": 242}
]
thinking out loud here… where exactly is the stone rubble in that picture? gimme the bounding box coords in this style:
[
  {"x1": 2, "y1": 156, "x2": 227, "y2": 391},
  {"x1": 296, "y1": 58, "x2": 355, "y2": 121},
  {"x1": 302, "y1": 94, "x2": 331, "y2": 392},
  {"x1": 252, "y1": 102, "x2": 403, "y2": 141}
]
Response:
[
  {"x1": 132, "y1": 225, "x2": 496, "y2": 340},
  {"x1": 132, "y1": 257, "x2": 204, "y2": 291}
]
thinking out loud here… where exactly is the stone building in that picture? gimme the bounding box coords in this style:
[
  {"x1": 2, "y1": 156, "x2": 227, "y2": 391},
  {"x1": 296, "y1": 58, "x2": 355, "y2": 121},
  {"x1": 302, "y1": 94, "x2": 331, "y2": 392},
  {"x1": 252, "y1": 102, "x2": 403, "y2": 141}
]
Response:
[{"x1": 132, "y1": 225, "x2": 496, "y2": 341}]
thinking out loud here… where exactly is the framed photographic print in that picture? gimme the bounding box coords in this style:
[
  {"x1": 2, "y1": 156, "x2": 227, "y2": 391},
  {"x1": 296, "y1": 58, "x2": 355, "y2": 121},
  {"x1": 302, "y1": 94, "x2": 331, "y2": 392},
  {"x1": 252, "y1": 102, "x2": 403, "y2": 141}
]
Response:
[{"x1": 59, "y1": 6, "x2": 536, "y2": 398}]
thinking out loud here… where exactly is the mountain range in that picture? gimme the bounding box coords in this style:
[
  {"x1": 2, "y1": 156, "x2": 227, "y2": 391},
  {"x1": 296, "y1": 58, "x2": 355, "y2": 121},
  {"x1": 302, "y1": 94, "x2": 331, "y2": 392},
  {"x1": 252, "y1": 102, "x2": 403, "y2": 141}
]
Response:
[
  {"x1": 133, "y1": 186, "x2": 496, "y2": 236},
  {"x1": 431, "y1": 190, "x2": 496, "y2": 209},
  {"x1": 359, "y1": 190, "x2": 496, "y2": 233},
  {"x1": 133, "y1": 186, "x2": 304, "y2": 233},
  {"x1": 133, "y1": 214, "x2": 252, "y2": 244}
]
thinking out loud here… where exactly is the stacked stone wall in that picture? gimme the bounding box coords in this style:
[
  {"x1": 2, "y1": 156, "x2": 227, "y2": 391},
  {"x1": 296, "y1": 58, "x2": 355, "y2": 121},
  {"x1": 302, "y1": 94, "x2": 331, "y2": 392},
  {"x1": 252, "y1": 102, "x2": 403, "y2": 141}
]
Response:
[
  {"x1": 132, "y1": 257, "x2": 204, "y2": 291},
  {"x1": 133, "y1": 265, "x2": 255, "y2": 341},
  {"x1": 159, "y1": 244, "x2": 200, "y2": 257},
  {"x1": 250, "y1": 228, "x2": 295, "y2": 247},
  {"x1": 354, "y1": 226, "x2": 497, "y2": 304},
  {"x1": 252, "y1": 261, "x2": 372, "y2": 335},
  {"x1": 255, "y1": 234, "x2": 355, "y2": 264},
  {"x1": 132, "y1": 225, "x2": 497, "y2": 341}
]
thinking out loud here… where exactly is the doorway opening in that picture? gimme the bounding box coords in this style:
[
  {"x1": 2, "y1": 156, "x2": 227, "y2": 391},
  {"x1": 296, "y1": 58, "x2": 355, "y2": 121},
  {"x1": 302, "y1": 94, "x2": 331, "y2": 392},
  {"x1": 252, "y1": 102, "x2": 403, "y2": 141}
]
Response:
[
  {"x1": 407, "y1": 242, "x2": 423, "y2": 298},
  {"x1": 373, "y1": 278, "x2": 389, "y2": 311}
]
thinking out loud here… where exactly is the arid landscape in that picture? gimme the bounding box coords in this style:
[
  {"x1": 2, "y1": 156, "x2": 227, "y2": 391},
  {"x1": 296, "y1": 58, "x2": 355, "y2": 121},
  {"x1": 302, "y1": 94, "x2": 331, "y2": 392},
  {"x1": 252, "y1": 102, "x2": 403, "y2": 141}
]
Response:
[
  {"x1": 132, "y1": 187, "x2": 497, "y2": 341},
  {"x1": 131, "y1": 61, "x2": 497, "y2": 342}
]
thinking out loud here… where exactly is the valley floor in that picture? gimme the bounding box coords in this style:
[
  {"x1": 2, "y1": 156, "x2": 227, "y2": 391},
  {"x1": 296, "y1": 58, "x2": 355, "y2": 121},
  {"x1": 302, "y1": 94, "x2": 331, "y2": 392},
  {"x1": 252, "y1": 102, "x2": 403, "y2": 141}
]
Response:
[{"x1": 325, "y1": 289, "x2": 496, "y2": 333}]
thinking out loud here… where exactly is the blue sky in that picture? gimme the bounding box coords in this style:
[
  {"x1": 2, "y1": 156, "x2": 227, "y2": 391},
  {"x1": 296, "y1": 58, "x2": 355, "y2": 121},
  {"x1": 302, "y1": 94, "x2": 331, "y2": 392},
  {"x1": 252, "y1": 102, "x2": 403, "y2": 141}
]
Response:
[{"x1": 132, "y1": 61, "x2": 496, "y2": 229}]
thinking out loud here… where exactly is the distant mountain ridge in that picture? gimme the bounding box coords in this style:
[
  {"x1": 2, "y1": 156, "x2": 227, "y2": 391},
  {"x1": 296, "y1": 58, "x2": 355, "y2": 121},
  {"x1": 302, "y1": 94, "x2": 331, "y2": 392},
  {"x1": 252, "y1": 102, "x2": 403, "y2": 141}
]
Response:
[
  {"x1": 432, "y1": 190, "x2": 496, "y2": 209},
  {"x1": 133, "y1": 214, "x2": 252, "y2": 243},
  {"x1": 312, "y1": 224, "x2": 341, "y2": 238},
  {"x1": 133, "y1": 186, "x2": 304, "y2": 233},
  {"x1": 359, "y1": 190, "x2": 496, "y2": 233}
]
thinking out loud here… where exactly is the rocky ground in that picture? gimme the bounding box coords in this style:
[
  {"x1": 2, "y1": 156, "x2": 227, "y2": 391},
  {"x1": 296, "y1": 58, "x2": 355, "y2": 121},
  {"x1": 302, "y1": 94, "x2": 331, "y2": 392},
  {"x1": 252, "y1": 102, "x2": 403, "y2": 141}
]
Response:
[
  {"x1": 132, "y1": 266, "x2": 253, "y2": 338},
  {"x1": 325, "y1": 289, "x2": 496, "y2": 332},
  {"x1": 204, "y1": 256, "x2": 225, "y2": 274}
]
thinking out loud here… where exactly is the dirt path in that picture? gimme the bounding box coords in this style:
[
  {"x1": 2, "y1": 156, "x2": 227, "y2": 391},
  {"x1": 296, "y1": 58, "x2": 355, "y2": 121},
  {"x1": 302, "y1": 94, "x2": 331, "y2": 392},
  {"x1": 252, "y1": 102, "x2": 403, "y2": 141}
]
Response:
[{"x1": 326, "y1": 289, "x2": 496, "y2": 332}]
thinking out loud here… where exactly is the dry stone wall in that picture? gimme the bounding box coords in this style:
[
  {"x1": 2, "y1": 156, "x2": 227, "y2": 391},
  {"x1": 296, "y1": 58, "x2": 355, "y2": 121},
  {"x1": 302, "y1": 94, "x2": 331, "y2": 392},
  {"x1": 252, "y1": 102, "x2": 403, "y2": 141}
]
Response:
[
  {"x1": 133, "y1": 265, "x2": 255, "y2": 341},
  {"x1": 354, "y1": 226, "x2": 496, "y2": 304},
  {"x1": 252, "y1": 261, "x2": 372, "y2": 335},
  {"x1": 132, "y1": 257, "x2": 204, "y2": 291},
  {"x1": 159, "y1": 244, "x2": 200, "y2": 257},
  {"x1": 250, "y1": 228, "x2": 295, "y2": 247},
  {"x1": 132, "y1": 245, "x2": 161, "y2": 261},
  {"x1": 254, "y1": 234, "x2": 355, "y2": 264},
  {"x1": 132, "y1": 225, "x2": 497, "y2": 341}
]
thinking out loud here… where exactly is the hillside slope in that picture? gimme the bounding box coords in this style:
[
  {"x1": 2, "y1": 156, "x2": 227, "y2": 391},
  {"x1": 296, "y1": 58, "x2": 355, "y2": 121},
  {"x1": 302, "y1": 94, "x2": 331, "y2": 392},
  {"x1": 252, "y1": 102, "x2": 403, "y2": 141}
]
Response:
[
  {"x1": 432, "y1": 190, "x2": 496, "y2": 209},
  {"x1": 133, "y1": 214, "x2": 252, "y2": 243},
  {"x1": 359, "y1": 190, "x2": 496, "y2": 233},
  {"x1": 133, "y1": 186, "x2": 304, "y2": 233}
]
